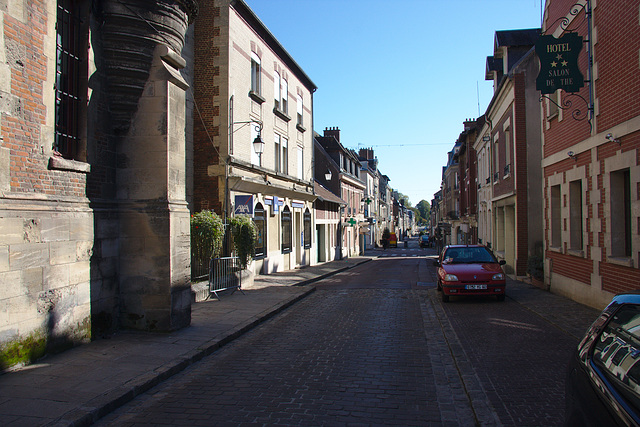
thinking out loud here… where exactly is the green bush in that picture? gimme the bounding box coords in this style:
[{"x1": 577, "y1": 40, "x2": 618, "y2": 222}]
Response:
[
  {"x1": 229, "y1": 215, "x2": 257, "y2": 269},
  {"x1": 191, "y1": 210, "x2": 224, "y2": 262}
]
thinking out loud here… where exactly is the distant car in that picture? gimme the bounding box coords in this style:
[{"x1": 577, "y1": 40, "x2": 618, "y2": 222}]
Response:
[
  {"x1": 434, "y1": 245, "x2": 506, "y2": 302},
  {"x1": 389, "y1": 232, "x2": 398, "y2": 248},
  {"x1": 566, "y1": 292, "x2": 640, "y2": 426},
  {"x1": 419, "y1": 235, "x2": 430, "y2": 248}
]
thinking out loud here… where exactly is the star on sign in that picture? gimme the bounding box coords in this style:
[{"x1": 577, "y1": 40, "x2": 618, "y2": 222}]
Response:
[
  {"x1": 556, "y1": 54, "x2": 563, "y2": 60},
  {"x1": 561, "y1": 60, "x2": 568, "y2": 67},
  {"x1": 551, "y1": 61, "x2": 557, "y2": 67}
]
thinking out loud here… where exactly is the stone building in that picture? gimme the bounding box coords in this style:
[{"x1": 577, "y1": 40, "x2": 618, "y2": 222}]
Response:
[
  {"x1": 540, "y1": 0, "x2": 640, "y2": 308},
  {"x1": 0, "y1": 0, "x2": 197, "y2": 369},
  {"x1": 192, "y1": 0, "x2": 317, "y2": 274}
]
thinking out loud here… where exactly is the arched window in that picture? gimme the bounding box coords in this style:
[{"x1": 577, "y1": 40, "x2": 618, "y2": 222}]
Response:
[
  {"x1": 254, "y1": 203, "x2": 266, "y2": 258},
  {"x1": 281, "y1": 206, "x2": 292, "y2": 253},
  {"x1": 303, "y1": 208, "x2": 311, "y2": 249}
]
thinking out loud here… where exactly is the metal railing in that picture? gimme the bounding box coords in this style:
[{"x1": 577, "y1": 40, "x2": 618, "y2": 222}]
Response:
[{"x1": 209, "y1": 256, "x2": 245, "y2": 299}]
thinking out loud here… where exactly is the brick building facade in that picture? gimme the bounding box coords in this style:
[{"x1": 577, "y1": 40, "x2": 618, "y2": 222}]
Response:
[{"x1": 541, "y1": 0, "x2": 640, "y2": 308}]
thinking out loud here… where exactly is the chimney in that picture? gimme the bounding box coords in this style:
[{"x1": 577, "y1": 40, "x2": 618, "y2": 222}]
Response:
[
  {"x1": 324, "y1": 126, "x2": 340, "y2": 142},
  {"x1": 463, "y1": 118, "x2": 475, "y2": 131},
  {"x1": 359, "y1": 147, "x2": 374, "y2": 160}
]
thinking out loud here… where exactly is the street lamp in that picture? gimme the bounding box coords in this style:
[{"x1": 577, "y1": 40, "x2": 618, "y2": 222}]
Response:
[
  {"x1": 324, "y1": 169, "x2": 332, "y2": 181},
  {"x1": 225, "y1": 118, "x2": 264, "y2": 223},
  {"x1": 252, "y1": 132, "x2": 265, "y2": 155}
]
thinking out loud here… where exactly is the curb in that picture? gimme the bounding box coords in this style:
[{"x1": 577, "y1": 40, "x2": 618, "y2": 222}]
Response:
[{"x1": 294, "y1": 257, "x2": 374, "y2": 286}]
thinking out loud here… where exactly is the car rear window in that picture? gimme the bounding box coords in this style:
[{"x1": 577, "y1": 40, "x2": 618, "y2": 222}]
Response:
[
  {"x1": 444, "y1": 247, "x2": 496, "y2": 264},
  {"x1": 593, "y1": 304, "x2": 640, "y2": 413}
]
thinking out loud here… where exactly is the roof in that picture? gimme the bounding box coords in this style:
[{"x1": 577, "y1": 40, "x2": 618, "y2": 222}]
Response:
[
  {"x1": 314, "y1": 181, "x2": 346, "y2": 206},
  {"x1": 494, "y1": 28, "x2": 540, "y2": 48}
]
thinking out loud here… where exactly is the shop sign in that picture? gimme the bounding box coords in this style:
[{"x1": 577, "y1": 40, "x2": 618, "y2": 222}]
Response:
[
  {"x1": 535, "y1": 32, "x2": 584, "y2": 94},
  {"x1": 265, "y1": 196, "x2": 284, "y2": 215},
  {"x1": 234, "y1": 195, "x2": 253, "y2": 215}
]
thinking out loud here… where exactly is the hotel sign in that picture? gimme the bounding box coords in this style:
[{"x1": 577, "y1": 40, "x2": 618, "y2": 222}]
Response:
[{"x1": 535, "y1": 33, "x2": 584, "y2": 94}]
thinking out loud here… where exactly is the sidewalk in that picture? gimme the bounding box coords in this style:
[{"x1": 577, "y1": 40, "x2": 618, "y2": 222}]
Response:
[
  {"x1": 0, "y1": 256, "x2": 373, "y2": 427},
  {"x1": 0, "y1": 252, "x2": 602, "y2": 427}
]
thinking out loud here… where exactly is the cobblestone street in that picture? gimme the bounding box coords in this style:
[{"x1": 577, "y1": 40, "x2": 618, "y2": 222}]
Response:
[{"x1": 96, "y1": 248, "x2": 599, "y2": 426}]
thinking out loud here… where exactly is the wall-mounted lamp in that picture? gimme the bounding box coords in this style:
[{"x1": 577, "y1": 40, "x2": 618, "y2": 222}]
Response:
[
  {"x1": 325, "y1": 170, "x2": 332, "y2": 181},
  {"x1": 231, "y1": 119, "x2": 264, "y2": 154},
  {"x1": 567, "y1": 151, "x2": 578, "y2": 161},
  {"x1": 606, "y1": 133, "x2": 621, "y2": 145},
  {"x1": 252, "y1": 133, "x2": 264, "y2": 154}
]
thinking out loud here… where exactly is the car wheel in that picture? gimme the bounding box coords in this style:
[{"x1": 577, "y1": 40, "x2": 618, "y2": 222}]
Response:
[
  {"x1": 442, "y1": 293, "x2": 449, "y2": 303},
  {"x1": 497, "y1": 294, "x2": 505, "y2": 302},
  {"x1": 437, "y1": 281, "x2": 442, "y2": 292}
]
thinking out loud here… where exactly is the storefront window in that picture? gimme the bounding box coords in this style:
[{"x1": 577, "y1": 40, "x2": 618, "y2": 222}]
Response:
[
  {"x1": 254, "y1": 203, "x2": 266, "y2": 258},
  {"x1": 304, "y1": 208, "x2": 311, "y2": 249},
  {"x1": 281, "y1": 206, "x2": 292, "y2": 253}
]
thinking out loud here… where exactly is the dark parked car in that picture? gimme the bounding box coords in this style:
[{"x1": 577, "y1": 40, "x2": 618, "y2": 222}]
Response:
[
  {"x1": 566, "y1": 292, "x2": 640, "y2": 426},
  {"x1": 434, "y1": 245, "x2": 506, "y2": 302},
  {"x1": 419, "y1": 235, "x2": 429, "y2": 248}
]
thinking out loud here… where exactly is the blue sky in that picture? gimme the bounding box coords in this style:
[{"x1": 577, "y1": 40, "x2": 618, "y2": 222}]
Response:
[{"x1": 243, "y1": 0, "x2": 543, "y2": 207}]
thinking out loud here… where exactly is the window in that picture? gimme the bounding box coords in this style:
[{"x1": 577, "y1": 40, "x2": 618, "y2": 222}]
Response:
[
  {"x1": 304, "y1": 209, "x2": 311, "y2": 249},
  {"x1": 55, "y1": 0, "x2": 85, "y2": 160},
  {"x1": 296, "y1": 94, "x2": 303, "y2": 127},
  {"x1": 297, "y1": 145, "x2": 303, "y2": 179},
  {"x1": 611, "y1": 169, "x2": 632, "y2": 257},
  {"x1": 281, "y1": 77, "x2": 288, "y2": 114},
  {"x1": 274, "y1": 135, "x2": 287, "y2": 174},
  {"x1": 274, "y1": 134, "x2": 280, "y2": 172},
  {"x1": 551, "y1": 185, "x2": 562, "y2": 248},
  {"x1": 254, "y1": 203, "x2": 266, "y2": 258},
  {"x1": 504, "y1": 129, "x2": 511, "y2": 176},
  {"x1": 281, "y1": 206, "x2": 292, "y2": 253},
  {"x1": 251, "y1": 52, "x2": 261, "y2": 95},
  {"x1": 569, "y1": 180, "x2": 583, "y2": 251},
  {"x1": 282, "y1": 137, "x2": 288, "y2": 175},
  {"x1": 273, "y1": 71, "x2": 280, "y2": 110},
  {"x1": 493, "y1": 138, "x2": 500, "y2": 180}
]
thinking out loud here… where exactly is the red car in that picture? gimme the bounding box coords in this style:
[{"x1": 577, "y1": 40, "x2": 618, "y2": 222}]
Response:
[{"x1": 435, "y1": 245, "x2": 507, "y2": 302}]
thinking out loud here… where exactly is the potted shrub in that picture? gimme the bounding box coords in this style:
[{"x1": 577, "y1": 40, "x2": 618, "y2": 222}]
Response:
[
  {"x1": 229, "y1": 215, "x2": 257, "y2": 269},
  {"x1": 190, "y1": 210, "x2": 224, "y2": 280}
]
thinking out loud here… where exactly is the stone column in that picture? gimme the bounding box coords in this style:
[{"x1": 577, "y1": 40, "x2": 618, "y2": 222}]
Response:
[{"x1": 100, "y1": 0, "x2": 197, "y2": 331}]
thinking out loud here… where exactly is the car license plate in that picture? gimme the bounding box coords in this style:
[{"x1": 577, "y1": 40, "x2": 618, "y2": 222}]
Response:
[{"x1": 466, "y1": 284, "x2": 487, "y2": 290}]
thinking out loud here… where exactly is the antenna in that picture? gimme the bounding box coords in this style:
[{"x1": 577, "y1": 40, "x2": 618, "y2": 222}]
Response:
[{"x1": 477, "y1": 81, "x2": 480, "y2": 117}]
